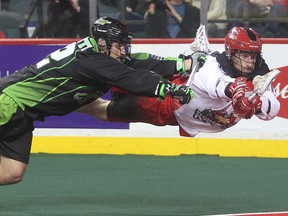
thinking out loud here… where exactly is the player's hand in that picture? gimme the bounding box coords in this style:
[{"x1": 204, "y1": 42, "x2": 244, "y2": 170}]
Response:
[
  {"x1": 190, "y1": 51, "x2": 207, "y2": 72},
  {"x1": 233, "y1": 95, "x2": 262, "y2": 119},
  {"x1": 159, "y1": 82, "x2": 194, "y2": 104},
  {"x1": 170, "y1": 84, "x2": 194, "y2": 104},
  {"x1": 227, "y1": 77, "x2": 258, "y2": 119},
  {"x1": 178, "y1": 51, "x2": 207, "y2": 76},
  {"x1": 226, "y1": 77, "x2": 254, "y2": 99},
  {"x1": 233, "y1": 93, "x2": 263, "y2": 119},
  {"x1": 233, "y1": 96, "x2": 255, "y2": 119}
]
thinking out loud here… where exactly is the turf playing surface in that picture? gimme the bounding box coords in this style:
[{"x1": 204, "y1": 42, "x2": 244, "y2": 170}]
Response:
[{"x1": 1, "y1": 154, "x2": 288, "y2": 216}]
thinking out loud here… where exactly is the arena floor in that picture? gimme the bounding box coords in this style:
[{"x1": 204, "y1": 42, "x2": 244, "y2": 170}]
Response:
[{"x1": 1, "y1": 154, "x2": 288, "y2": 216}]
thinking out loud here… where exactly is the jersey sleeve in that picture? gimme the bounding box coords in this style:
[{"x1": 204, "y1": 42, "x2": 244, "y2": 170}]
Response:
[
  {"x1": 256, "y1": 90, "x2": 280, "y2": 120},
  {"x1": 127, "y1": 53, "x2": 182, "y2": 78},
  {"x1": 77, "y1": 52, "x2": 163, "y2": 97}
]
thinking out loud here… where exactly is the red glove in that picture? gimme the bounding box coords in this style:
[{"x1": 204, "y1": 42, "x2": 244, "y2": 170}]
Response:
[
  {"x1": 226, "y1": 77, "x2": 254, "y2": 99},
  {"x1": 227, "y1": 77, "x2": 256, "y2": 119},
  {"x1": 233, "y1": 97, "x2": 255, "y2": 119},
  {"x1": 233, "y1": 95, "x2": 262, "y2": 118}
]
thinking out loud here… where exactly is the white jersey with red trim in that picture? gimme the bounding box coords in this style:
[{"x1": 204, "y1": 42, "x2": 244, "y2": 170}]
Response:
[{"x1": 173, "y1": 55, "x2": 280, "y2": 137}]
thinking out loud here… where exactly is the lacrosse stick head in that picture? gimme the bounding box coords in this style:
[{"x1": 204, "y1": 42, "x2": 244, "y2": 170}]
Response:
[
  {"x1": 190, "y1": 24, "x2": 211, "y2": 54},
  {"x1": 252, "y1": 69, "x2": 280, "y2": 95},
  {"x1": 187, "y1": 25, "x2": 211, "y2": 86}
]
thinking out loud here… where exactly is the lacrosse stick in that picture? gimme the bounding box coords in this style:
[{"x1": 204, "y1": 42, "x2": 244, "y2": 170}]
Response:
[
  {"x1": 248, "y1": 69, "x2": 280, "y2": 101},
  {"x1": 190, "y1": 24, "x2": 211, "y2": 54},
  {"x1": 187, "y1": 24, "x2": 211, "y2": 86}
]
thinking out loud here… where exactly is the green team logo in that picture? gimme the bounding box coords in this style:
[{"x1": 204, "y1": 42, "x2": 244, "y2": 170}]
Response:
[
  {"x1": 74, "y1": 93, "x2": 90, "y2": 104},
  {"x1": 74, "y1": 91, "x2": 103, "y2": 104},
  {"x1": 96, "y1": 18, "x2": 111, "y2": 25}
]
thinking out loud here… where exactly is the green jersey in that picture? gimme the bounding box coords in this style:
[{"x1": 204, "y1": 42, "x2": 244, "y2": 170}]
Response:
[{"x1": 0, "y1": 37, "x2": 170, "y2": 121}]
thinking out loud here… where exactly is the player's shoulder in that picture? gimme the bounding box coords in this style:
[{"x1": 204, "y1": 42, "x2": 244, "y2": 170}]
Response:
[{"x1": 201, "y1": 54, "x2": 220, "y2": 70}]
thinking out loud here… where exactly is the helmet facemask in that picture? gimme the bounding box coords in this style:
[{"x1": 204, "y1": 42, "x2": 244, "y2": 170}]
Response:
[
  {"x1": 108, "y1": 41, "x2": 132, "y2": 63},
  {"x1": 225, "y1": 27, "x2": 263, "y2": 76},
  {"x1": 107, "y1": 30, "x2": 132, "y2": 63},
  {"x1": 230, "y1": 50, "x2": 261, "y2": 76}
]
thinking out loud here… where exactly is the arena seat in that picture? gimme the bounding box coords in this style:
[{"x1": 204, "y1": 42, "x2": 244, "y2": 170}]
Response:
[{"x1": 0, "y1": 11, "x2": 22, "y2": 38}]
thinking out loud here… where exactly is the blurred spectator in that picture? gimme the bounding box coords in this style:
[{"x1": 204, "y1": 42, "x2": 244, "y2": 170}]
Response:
[
  {"x1": 226, "y1": 0, "x2": 239, "y2": 19},
  {"x1": 232, "y1": 0, "x2": 288, "y2": 37},
  {"x1": 115, "y1": 0, "x2": 149, "y2": 37},
  {"x1": 125, "y1": 0, "x2": 149, "y2": 19},
  {"x1": 46, "y1": 0, "x2": 81, "y2": 38},
  {"x1": 260, "y1": 0, "x2": 288, "y2": 37},
  {"x1": 191, "y1": 0, "x2": 200, "y2": 8},
  {"x1": 101, "y1": 0, "x2": 119, "y2": 8},
  {"x1": 46, "y1": 0, "x2": 96, "y2": 38},
  {"x1": 207, "y1": 0, "x2": 227, "y2": 37},
  {"x1": 77, "y1": 0, "x2": 95, "y2": 38},
  {"x1": 145, "y1": 0, "x2": 200, "y2": 38},
  {"x1": 1, "y1": 0, "x2": 9, "y2": 11},
  {"x1": 232, "y1": 0, "x2": 274, "y2": 31}
]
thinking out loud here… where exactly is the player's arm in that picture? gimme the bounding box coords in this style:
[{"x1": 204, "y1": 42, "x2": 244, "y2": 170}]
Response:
[
  {"x1": 225, "y1": 70, "x2": 280, "y2": 119},
  {"x1": 255, "y1": 90, "x2": 280, "y2": 120},
  {"x1": 127, "y1": 53, "x2": 187, "y2": 77},
  {"x1": 127, "y1": 52, "x2": 205, "y2": 78},
  {"x1": 86, "y1": 55, "x2": 194, "y2": 104}
]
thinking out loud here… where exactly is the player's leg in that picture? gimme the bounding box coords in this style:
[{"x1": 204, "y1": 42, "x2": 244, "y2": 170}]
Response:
[
  {"x1": 77, "y1": 94, "x2": 144, "y2": 123},
  {"x1": 77, "y1": 98, "x2": 110, "y2": 121},
  {"x1": 78, "y1": 93, "x2": 178, "y2": 126},
  {"x1": 0, "y1": 155, "x2": 27, "y2": 185},
  {"x1": 77, "y1": 95, "x2": 152, "y2": 123},
  {"x1": 0, "y1": 129, "x2": 32, "y2": 185},
  {"x1": 0, "y1": 105, "x2": 34, "y2": 185},
  {"x1": 107, "y1": 93, "x2": 178, "y2": 126}
]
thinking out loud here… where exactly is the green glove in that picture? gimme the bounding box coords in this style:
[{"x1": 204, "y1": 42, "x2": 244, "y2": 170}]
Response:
[{"x1": 158, "y1": 82, "x2": 194, "y2": 104}]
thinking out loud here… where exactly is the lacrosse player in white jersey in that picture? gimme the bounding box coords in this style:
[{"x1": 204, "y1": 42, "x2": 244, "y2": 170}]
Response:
[
  {"x1": 79, "y1": 26, "x2": 280, "y2": 137},
  {"x1": 173, "y1": 26, "x2": 280, "y2": 136}
]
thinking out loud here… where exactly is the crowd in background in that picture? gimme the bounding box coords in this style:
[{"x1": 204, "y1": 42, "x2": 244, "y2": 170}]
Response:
[{"x1": 0, "y1": 0, "x2": 288, "y2": 38}]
